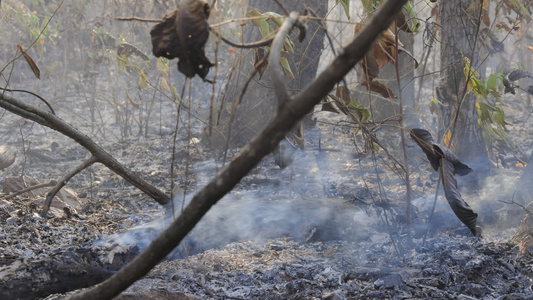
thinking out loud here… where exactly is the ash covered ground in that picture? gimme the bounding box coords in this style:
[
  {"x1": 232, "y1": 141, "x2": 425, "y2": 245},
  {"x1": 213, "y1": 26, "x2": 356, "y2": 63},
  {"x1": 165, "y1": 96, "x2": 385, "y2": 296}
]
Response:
[{"x1": 0, "y1": 117, "x2": 532, "y2": 299}]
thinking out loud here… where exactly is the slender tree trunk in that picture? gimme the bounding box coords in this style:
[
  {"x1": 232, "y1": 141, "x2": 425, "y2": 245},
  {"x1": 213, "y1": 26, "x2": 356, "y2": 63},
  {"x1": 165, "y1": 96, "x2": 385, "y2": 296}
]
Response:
[
  {"x1": 207, "y1": 0, "x2": 326, "y2": 150},
  {"x1": 436, "y1": 0, "x2": 490, "y2": 186}
]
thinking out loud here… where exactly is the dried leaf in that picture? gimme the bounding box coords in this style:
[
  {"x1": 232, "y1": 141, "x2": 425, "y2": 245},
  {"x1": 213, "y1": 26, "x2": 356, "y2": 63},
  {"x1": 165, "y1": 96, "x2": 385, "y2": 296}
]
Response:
[
  {"x1": 433, "y1": 145, "x2": 473, "y2": 176},
  {"x1": 410, "y1": 128, "x2": 441, "y2": 172},
  {"x1": 411, "y1": 128, "x2": 478, "y2": 235},
  {"x1": 117, "y1": 42, "x2": 149, "y2": 61},
  {"x1": 335, "y1": 85, "x2": 351, "y2": 106},
  {"x1": 443, "y1": 129, "x2": 455, "y2": 150},
  {"x1": 360, "y1": 80, "x2": 395, "y2": 99},
  {"x1": 150, "y1": 0, "x2": 213, "y2": 80},
  {"x1": 321, "y1": 100, "x2": 340, "y2": 113},
  {"x1": 440, "y1": 157, "x2": 478, "y2": 235},
  {"x1": 360, "y1": 52, "x2": 380, "y2": 80},
  {"x1": 508, "y1": 69, "x2": 533, "y2": 81},
  {"x1": 503, "y1": 77, "x2": 515, "y2": 94},
  {"x1": 162, "y1": 77, "x2": 170, "y2": 92},
  {"x1": 496, "y1": 21, "x2": 513, "y2": 33},
  {"x1": 125, "y1": 88, "x2": 140, "y2": 109},
  {"x1": 17, "y1": 44, "x2": 40, "y2": 79},
  {"x1": 373, "y1": 43, "x2": 391, "y2": 68},
  {"x1": 254, "y1": 48, "x2": 269, "y2": 79}
]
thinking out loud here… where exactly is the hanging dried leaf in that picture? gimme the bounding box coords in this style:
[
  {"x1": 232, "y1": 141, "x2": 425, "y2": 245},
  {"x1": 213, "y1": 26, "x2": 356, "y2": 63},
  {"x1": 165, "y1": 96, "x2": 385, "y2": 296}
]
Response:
[
  {"x1": 500, "y1": 22, "x2": 516, "y2": 33},
  {"x1": 117, "y1": 42, "x2": 149, "y2": 61},
  {"x1": 410, "y1": 128, "x2": 472, "y2": 176},
  {"x1": 335, "y1": 85, "x2": 351, "y2": 106},
  {"x1": 507, "y1": 69, "x2": 533, "y2": 81},
  {"x1": 440, "y1": 157, "x2": 479, "y2": 235},
  {"x1": 502, "y1": 77, "x2": 516, "y2": 94},
  {"x1": 360, "y1": 80, "x2": 395, "y2": 99},
  {"x1": 321, "y1": 100, "x2": 340, "y2": 113},
  {"x1": 361, "y1": 51, "x2": 380, "y2": 80},
  {"x1": 125, "y1": 88, "x2": 140, "y2": 109},
  {"x1": 411, "y1": 128, "x2": 478, "y2": 235},
  {"x1": 433, "y1": 145, "x2": 473, "y2": 176},
  {"x1": 254, "y1": 47, "x2": 268, "y2": 79},
  {"x1": 17, "y1": 44, "x2": 40, "y2": 79},
  {"x1": 150, "y1": 0, "x2": 213, "y2": 80},
  {"x1": 410, "y1": 129, "x2": 441, "y2": 172}
]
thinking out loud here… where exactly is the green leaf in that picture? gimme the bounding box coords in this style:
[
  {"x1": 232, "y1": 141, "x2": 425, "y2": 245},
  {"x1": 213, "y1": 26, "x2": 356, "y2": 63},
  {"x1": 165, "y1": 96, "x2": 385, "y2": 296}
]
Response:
[
  {"x1": 262, "y1": 12, "x2": 284, "y2": 27},
  {"x1": 493, "y1": 106, "x2": 510, "y2": 126},
  {"x1": 361, "y1": 0, "x2": 374, "y2": 12},
  {"x1": 402, "y1": 1, "x2": 420, "y2": 33},
  {"x1": 247, "y1": 10, "x2": 293, "y2": 53},
  {"x1": 486, "y1": 74, "x2": 498, "y2": 91},
  {"x1": 279, "y1": 57, "x2": 294, "y2": 79},
  {"x1": 246, "y1": 9, "x2": 274, "y2": 38},
  {"x1": 336, "y1": 0, "x2": 350, "y2": 19}
]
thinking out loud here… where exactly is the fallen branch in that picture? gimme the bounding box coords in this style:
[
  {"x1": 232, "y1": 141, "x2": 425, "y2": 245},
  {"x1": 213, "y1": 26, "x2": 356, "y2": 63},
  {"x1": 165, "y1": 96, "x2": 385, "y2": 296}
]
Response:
[
  {"x1": 0, "y1": 94, "x2": 170, "y2": 212},
  {"x1": 66, "y1": 1, "x2": 408, "y2": 299},
  {"x1": 42, "y1": 156, "x2": 99, "y2": 217},
  {"x1": 2, "y1": 180, "x2": 57, "y2": 200}
]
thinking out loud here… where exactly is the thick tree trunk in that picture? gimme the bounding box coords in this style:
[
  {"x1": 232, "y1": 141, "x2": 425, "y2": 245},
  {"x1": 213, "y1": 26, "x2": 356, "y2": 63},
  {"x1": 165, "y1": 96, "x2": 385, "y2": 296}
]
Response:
[
  {"x1": 436, "y1": 0, "x2": 490, "y2": 186},
  {"x1": 207, "y1": 0, "x2": 326, "y2": 150}
]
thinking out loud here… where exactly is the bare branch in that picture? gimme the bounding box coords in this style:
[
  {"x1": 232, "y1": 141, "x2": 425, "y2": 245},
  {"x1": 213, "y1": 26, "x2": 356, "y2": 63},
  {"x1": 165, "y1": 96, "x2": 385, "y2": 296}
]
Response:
[
  {"x1": 0, "y1": 94, "x2": 171, "y2": 208},
  {"x1": 42, "y1": 156, "x2": 99, "y2": 218},
  {"x1": 67, "y1": 1, "x2": 408, "y2": 299},
  {"x1": 0, "y1": 87, "x2": 56, "y2": 114},
  {"x1": 115, "y1": 16, "x2": 161, "y2": 22},
  {"x1": 210, "y1": 28, "x2": 273, "y2": 48},
  {"x1": 2, "y1": 180, "x2": 57, "y2": 200}
]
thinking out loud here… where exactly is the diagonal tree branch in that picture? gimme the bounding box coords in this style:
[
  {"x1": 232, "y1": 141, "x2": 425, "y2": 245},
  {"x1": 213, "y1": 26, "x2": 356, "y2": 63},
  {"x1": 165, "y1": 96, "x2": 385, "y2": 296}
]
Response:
[
  {"x1": 65, "y1": 1, "x2": 408, "y2": 299},
  {"x1": 0, "y1": 94, "x2": 171, "y2": 210}
]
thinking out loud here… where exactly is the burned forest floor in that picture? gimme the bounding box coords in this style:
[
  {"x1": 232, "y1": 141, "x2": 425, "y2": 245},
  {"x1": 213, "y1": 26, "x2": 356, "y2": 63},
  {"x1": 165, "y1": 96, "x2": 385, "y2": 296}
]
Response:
[{"x1": 0, "y1": 96, "x2": 533, "y2": 299}]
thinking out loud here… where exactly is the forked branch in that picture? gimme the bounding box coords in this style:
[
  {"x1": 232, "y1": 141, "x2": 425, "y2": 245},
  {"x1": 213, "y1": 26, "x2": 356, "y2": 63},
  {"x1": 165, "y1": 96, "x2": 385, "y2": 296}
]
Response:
[{"x1": 0, "y1": 94, "x2": 171, "y2": 215}]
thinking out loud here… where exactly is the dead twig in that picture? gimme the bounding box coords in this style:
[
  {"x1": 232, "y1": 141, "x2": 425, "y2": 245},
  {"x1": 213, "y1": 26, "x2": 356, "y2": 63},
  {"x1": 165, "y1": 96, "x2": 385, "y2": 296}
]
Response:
[
  {"x1": 42, "y1": 156, "x2": 98, "y2": 217},
  {"x1": 0, "y1": 94, "x2": 171, "y2": 214},
  {"x1": 210, "y1": 28, "x2": 273, "y2": 48},
  {"x1": 2, "y1": 180, "x2": 57, "y2": 200},
  {"x1": 499, "y1": 191, "x2": 533, "y2": 220},
  {"x1": 0, "y1": 88, "x2": 55, "y2": 114}
]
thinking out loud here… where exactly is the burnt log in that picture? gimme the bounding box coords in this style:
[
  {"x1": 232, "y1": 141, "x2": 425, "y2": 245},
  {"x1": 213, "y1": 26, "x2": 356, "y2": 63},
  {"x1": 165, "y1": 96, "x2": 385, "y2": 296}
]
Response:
[{"x1": 0, "y1": 246, "x2": 137, "y2": 300}]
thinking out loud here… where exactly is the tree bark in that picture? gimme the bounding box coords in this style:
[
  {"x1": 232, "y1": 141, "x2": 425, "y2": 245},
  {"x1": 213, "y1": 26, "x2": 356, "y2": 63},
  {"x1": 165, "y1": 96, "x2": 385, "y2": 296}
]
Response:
[
  {"x1": 207, "y1": 0, "x2": 326, "y2": 150},
  {"x1": 437, "y1": 0, "x2": 490, "y2": 186}
]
